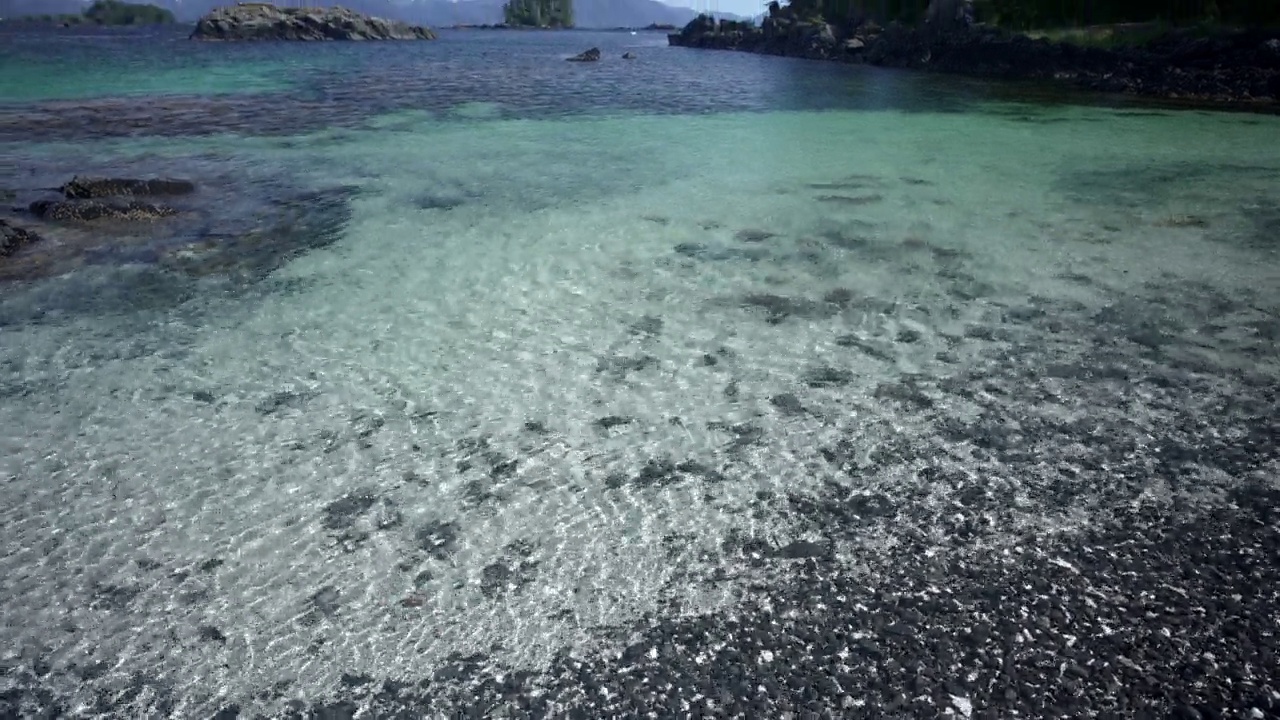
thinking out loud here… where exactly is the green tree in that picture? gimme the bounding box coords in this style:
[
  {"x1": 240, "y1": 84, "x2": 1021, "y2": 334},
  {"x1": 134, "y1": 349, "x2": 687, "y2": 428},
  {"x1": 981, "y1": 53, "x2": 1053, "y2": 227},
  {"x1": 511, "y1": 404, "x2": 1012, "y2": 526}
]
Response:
[
  {"x1": 786, "y1": 0, "x2": 1278, "y2": 26},
  {"x1": 82, "y1": 0, "x2": 176, "y2": 25},
  {"x1": 503, "y1": 0, "x2": 574, "y2": 27}
]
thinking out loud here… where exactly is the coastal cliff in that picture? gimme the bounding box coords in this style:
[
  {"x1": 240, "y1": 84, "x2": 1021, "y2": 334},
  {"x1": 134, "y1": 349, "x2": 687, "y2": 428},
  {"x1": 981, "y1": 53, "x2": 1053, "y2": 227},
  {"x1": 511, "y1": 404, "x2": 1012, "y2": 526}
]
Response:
[
  {"x1": 668, "y1": 13, "x2": 1280, "y2": 106},
  {"x1": 191, "y1": 4, "x2": 436, "y2": 41}
]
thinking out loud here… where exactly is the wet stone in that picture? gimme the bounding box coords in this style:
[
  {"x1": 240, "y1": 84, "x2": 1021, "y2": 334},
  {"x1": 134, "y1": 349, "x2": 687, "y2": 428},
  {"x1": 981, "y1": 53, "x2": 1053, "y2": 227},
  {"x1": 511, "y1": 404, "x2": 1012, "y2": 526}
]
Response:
[
  {"x1": 822, "y1": 288, "x2": 857, "y2": 306},
  {"x1": 415, "y1": 521, "x2": 460, "y2": 560},
  {"x1": 708, "y1": 421, "x2": 763, "y2": 449},
  {"x1": 255, "y1": 389, "x2": 314, "y2": 415},
  {"x1": 29, "y1": 199, "x2": 178, "y2": 222},
  {"x1": 90, "y1": 583, "x2": 140, "y2": 612},
  {"x1": 629, "y1": 315, "x2": 663, "y2": 336},
  {"x1": 674, "y1": 242, "x2": 768, "y2": 262},
  {"x1": 776, "y1": 540, "x2": 828, "y2": 559},
  {"x1": 479, "y1": 559, "x2": 539, "y2": 599},
  {"x1": 322, "y1": 491, "x2": 378, "y2": 530},
  {"x1": 770, "y1": 393, "x2": 806, "y2": 416},
  {"x1": 596, "y1": 354, "x2": 658, "y2": 379},
  {"x1": 836, "y1": 334, "x2": 893, "y2": 361},
  {"x1": 309, "y1": 586, "x2": 341, "y2": 617},
  {"x1": 734, "y1": 228, "x2": 777, "y2": 243},
  {"x1": 414, "y1": 192, "x2": 464, "y2": 210},
  {"x1": 815, "y1": 194, "x2": 884, "y2": 205},
  {"x1": 505, "y1": 538, "x2": 536, "y2": 557},
  {"x1": 674, "y1": 242, "x2": 708, "y2": 258},
  {"x1": 610, "y1": 457, "x2": 727, "y2": 489},
  {"x1": 197, "y1": 626, "x2": 227, "y2": 643},
  {"x1": 490, "y1": 458, "x2": 518, "y2": 478},
  {"x1": 595, "y1": 415, "x2": 634, "y2": 430},
  {"x1": 874, "y1": 380, "x2": 935, "y2": 409},
  {"x1": 737, "y1": 293, "x2": 844, "y2": 324},
  {"x1": 819, "y1": 228, "x2": 872, "y2": 250},
  {"x1": 801, "y1": 366, "x2": 854, "y2": 388},
  {"x1": 963, "y1": 325, "x2": 998, "y2": 341}
]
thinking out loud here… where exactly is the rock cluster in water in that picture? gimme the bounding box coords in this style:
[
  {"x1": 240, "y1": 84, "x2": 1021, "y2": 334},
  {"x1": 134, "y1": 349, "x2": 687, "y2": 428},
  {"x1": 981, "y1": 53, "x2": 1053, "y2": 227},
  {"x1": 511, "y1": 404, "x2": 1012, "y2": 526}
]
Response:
[
  {"x1": 0, "y1": 171, "x2": 354, "y2": 292},
  {"x1": 26, "y1": 175, "x2": 191, "y2": 224},
  {"x1": 668, "y1": 12, "x2": 1280, "y2": 105},
  {"x1": 567, "y1": 47, "x2": 602, "y2": 62},
  {"x1": 190, "y1": 3, "x2": 436, "y2": 41}
]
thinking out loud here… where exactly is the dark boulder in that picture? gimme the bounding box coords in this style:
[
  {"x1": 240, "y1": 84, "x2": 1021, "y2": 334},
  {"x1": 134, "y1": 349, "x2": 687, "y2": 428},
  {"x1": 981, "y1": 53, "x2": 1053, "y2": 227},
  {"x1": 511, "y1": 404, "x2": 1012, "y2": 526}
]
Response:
[
  {"x1": 568, "y1": 47, "x2": 602, "y2": 62},
  {"x1": 61, "y1": 176, "x2": 195, "y2": 199},
  {"x1": 622, "y1": 51, "x2": 637, "y2": 59}
]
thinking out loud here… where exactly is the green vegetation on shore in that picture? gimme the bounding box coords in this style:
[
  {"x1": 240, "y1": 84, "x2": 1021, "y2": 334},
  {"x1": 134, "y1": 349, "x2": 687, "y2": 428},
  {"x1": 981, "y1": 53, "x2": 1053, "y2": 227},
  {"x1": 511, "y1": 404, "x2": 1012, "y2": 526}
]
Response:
[
  {"x1": 502, "y1": 0, "x2": 575, "y2": 28},
  {"x1": 781, "y1": 0, "x2": 1279, "y2": 30},
  {"x1": 8, "y1": 0, "x2": 175, "y2": 26}
]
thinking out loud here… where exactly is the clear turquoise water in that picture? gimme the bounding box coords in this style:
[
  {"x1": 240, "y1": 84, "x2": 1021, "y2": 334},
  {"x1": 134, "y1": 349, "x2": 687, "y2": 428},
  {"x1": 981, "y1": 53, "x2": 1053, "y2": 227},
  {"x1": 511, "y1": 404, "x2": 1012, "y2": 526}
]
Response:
[{"x1": 1, "y1": 24, "x2": 1278, "y2": 718}]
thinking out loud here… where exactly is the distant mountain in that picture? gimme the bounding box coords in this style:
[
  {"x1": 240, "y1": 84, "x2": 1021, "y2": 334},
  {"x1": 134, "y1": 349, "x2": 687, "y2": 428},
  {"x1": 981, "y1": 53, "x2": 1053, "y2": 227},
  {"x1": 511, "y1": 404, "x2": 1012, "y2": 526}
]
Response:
[
  {"x1": 0, "y1": 0, "x2": 88, "y2": 15},
  {"x1": 0, "y1": 0, "x2": 742, "y2": 28}
]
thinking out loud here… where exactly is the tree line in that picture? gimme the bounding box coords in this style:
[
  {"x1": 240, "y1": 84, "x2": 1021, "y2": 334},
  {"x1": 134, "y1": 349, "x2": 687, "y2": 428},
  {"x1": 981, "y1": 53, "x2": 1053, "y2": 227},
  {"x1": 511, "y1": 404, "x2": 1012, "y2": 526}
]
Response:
[
  {"x1": 11, "y1": 0, "x2": 174, "y2": 25},
  {"x1": 502, "y1": 0, "x2": 574, "y2": 28},
  {"x1": 782, "y1": 0, "x2": 1280, "y2": 28}
]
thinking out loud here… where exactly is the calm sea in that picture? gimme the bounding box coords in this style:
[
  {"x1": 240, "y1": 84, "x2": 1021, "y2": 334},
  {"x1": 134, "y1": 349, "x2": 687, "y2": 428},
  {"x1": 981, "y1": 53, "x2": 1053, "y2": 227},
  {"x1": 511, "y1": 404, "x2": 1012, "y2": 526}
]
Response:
[{"x1": 1, "y1": 24, "x2": 1278, "y2": 719}]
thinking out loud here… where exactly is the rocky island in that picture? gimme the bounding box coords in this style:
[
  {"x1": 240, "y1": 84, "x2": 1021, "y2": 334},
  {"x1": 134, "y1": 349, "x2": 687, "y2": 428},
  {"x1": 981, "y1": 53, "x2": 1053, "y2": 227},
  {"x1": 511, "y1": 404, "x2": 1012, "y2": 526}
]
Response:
[
  {"x1": 190, "y1": 3, "x2": 436, "y2": 41},
  {"x1": 669, "y1": 1, "x2": 1280, "y2": 107}
]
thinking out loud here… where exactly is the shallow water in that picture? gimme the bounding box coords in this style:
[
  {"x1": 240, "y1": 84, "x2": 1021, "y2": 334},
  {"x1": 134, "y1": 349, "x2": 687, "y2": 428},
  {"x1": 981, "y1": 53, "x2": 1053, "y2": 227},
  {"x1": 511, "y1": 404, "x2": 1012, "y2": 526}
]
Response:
[{"x1": 1, "y1": 25, "x2": 1278, "y2": 719}]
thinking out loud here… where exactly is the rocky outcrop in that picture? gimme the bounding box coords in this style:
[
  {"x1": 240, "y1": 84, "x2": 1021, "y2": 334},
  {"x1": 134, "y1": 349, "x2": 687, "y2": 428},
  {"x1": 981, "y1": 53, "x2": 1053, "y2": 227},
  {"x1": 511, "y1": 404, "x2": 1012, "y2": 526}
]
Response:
[
  {"x1": 25, "y1": 176, "x2": 188, "y2": 223},
  {"x1": 61, "y1": 176, "x2": 195, "y2": 199},
  {"x1": 668, "y1": 13, "x2": 1280, "y2": 106},
  {"x1": 568, "y1": 47, "x2": 602, "y2": 62},
  {"x1": 190, "y1": 4, "x2": 436, "y2": 41},
  {"x1": 29, "y1": 199, "x2": 178, "y2": 222}
]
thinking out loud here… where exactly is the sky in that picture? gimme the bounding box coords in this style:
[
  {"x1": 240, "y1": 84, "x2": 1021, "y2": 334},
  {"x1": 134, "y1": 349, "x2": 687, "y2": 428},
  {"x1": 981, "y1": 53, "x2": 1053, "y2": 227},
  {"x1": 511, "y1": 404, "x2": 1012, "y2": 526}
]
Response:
[{"x1": 661, "y1": 0, "x2": 770, "y2": 18}]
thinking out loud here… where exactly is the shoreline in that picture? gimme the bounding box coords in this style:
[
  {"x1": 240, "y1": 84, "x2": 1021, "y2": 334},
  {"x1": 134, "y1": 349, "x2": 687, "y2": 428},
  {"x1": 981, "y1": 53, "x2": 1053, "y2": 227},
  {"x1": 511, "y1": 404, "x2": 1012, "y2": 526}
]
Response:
[{"x1": 668, "y1": 15, "x2": 1280, "y2": 111}]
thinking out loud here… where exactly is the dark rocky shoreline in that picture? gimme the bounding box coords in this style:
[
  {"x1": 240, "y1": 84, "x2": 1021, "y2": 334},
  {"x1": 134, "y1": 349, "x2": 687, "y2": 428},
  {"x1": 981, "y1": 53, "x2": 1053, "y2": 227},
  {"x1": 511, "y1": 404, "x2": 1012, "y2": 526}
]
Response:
[{"x1": 669, "y1": 14, "x2": 1280, "y2": 107}]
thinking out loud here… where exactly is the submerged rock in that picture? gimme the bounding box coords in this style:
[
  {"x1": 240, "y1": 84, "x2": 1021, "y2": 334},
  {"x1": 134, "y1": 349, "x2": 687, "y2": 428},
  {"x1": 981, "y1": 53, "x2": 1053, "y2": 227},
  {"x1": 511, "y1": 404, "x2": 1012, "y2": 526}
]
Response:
[
  {"x1": 0, "y1": 219, "x2": 40, "y2": 257},
  {"x1": 568, "y1": 47, "x2": 602, "y2": 62},
  {"x1": 1, "y1": 164, "x2": 355, "y2": 298},
  {"x1": 191, "y1": 4, "x2": 436, "y2": 41},
  {"x1": 159, "y1": 185, "x2": 356, "y2": 281}
]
